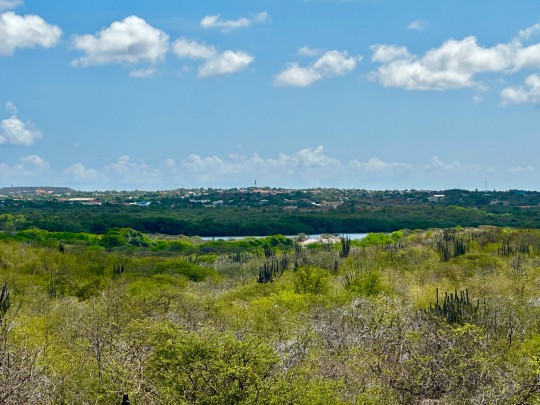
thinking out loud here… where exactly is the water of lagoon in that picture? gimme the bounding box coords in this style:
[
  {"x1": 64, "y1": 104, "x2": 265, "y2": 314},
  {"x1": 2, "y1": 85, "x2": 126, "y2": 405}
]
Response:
[{"x1": 200, "y1": 233, "x2": 369, "y2": 241}]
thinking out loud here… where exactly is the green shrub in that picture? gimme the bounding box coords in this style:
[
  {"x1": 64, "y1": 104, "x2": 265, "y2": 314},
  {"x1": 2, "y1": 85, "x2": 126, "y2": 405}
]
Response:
[
  {"x1": 293, "y1": 266, "x2": 329, "y2": 294},
  {"x1": 156, "y1": 259, "x2": 216, "y2": 282},
  {"x1": 99, "y1": 228, "x2": 153, "y2": 248},
  {"x1": 344, "y1": 268, "x2": 385, "y2": 296},
  {"x1": 149, "y1": 325, "x2": 279, "y2": 404},
  {"x1": 360, "y1": 232, "x2": 394, "y2": 247}
]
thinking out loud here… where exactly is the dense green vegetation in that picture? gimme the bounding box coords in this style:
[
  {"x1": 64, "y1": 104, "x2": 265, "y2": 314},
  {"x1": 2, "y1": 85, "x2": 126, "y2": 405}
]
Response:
[
  {"x1": 2, "y1": 187, "x2": 540, "y2": 237},
  {"x1": 2, "y1": 226, "x2": 540, "y2": 403},
  {"x1": 4, "y1": 201, "x2": 540, "y2": 236}
]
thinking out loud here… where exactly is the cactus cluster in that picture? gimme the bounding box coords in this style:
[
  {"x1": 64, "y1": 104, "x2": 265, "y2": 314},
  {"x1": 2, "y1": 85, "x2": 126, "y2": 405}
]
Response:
[
  {"x1": 510, "y1": 255, "x2": 525, "y2": 275},
  {"x1": 425, "y1": 288, "x2": 481, "y2": 324},
  {"x1": 339, "y1": 236, "x2": 351, "y2": 258},
  {"x1": 499, "y1": 240, "x2": 535, "y2": 257},
  {"x1": 385, "y1": 242, "x2": 405, "y2": 251},
  {"x1": 435, "y1": 231, "x2": 469, "y2": 261},
  {"x1": 318, "y1": 254, "x2": 340, "y2": 273},
  {"x1": 496, "y1": 232, "x2": 540, "y2": 258},
  {"x1": 498, "y1": 241, "x2": 514, "y2": 256},
  {"x1": 384, "y1": 242, "x2": 405, "y2": 260},
  {"x1": 226, "y1": 251, "x2": 252, "y2": 263},
  {"x1": 113, "y1": 264, "x2": 125, "y2": 276},
  {"x1": 471, "y1": 228, "x2": 500, "y2": 248},
  {"x1": 257, "y1": 255, "x2": 288, "y2": 283}
]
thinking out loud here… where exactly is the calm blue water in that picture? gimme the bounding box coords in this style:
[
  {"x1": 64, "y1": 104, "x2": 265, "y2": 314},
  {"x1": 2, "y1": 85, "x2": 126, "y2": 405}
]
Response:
[{"x1": 200, "y1": 233, "x2": 369, "y2": 241}]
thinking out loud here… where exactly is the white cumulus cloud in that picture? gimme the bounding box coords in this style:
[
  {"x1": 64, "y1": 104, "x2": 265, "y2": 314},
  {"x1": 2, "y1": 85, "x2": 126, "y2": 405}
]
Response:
[
  {"x1": 369, "y1": 20, "x2": 540, "y2": 92},
  {"x1": 370, "y1": 20, "x2": 540, "y2": 92},
  {"x1": 180, "y1": 146, "x2": 341, "y2": 174},
  {"x1": 160, "y1": 158, "x2": 176, "y2": 170},
  {"x1": 283, "y1": 145, "x2": 342, "y2": 168},
  {"x1": 64, "y1": 163, "x2": 100, "y2": 180},
  {"x1": 0, "y1": 102, "x2": 42, "y2": 145},
  {"x1": 423, "y1": 155, "x2": 493, "y2": 173},
  {"x1": 425, "y1": 155, "x2": 463, "y2": 171},
  {"x1": 174, "y1": 146, "x2": 344, "y2": 186},
  {"x1": 2, "y1": 148, "x2": 508, "y2": 189},
  {"x1": 201, "y1": 11, "x2": 269, "y2": 31},
  {"x1": 275, "y1": 50, "x2": 359, "y2": 87},
  {"x1": 173, "y1": 39, "x2": 215, "y2": 60},
  {"x1": 0, "y1": 11, "x2": 61, "y2": 56},
  {"x1": 172, "y1": 38, "x2": 254, "y2": 77},
  {"x1": 106, "y1": 155, "x2": 147, "y2": 174},
  {"x1": 199, "y1": 50, "x2": 254, "y2": 77},
  {"x1": 71, "y1": 16, "x2": 169, "y2": 66},
  {"x1": 501, "y1": 74, "x2": 540, "y2": 104},
  {"x1": 13, "y1": 154, "x2": 49, "y2": 174},
  {"x1": 370, "y1": 44, "x2": 411, "y2": 63},
  {"x1": 105, "y1": 155, "x2": 161, "y2": 184},
  {"x1": 181, "y1": 154, "x2": 231, "y2": 172},
  {"x1": 370, "y1": 36, "x2": 514, "y2": 91},
  {"x1": 0, "y1": 154, "x2": 50, "y2": 181},
  {"x1": 274, "y1": 63, "x2": 322, "y2": 87}
]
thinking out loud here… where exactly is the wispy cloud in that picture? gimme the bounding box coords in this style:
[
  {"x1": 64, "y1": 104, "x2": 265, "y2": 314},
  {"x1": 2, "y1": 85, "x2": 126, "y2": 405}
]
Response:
[
  {"x1": 350, "y1": 157, "x2": 412, "y2": 172},
  {"x1": 2, "y1": 146, "x2": 530, "y2": 189},
  {"x1": 0, "y1": 155, "x2": 50, "y2": 181},
  {"x1": 517, "y1": 22, "x2": 540, "y2": 41},
  {"x1": 129, "y1": 67, "x2": 157, "y2": 78},
  {"x1": 407, "y1": 20, "x2": 428, "y2": 31},
  {"x1": 297, "y1": 46, "x2": 322, "y2": 57},
  {"x1": 0, "y1": 0, "x2": 22, "y2": 11},
  {"x1": 200, "y1": 11, "x2": 270, "y2": 31},
  {"x1": 508, "y1": 165, "x2": 534, "y2": 175}
]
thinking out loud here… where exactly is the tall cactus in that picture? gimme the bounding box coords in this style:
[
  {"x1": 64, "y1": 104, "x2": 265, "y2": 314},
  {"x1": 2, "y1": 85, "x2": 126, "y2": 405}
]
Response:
[
  {"x1": 293, "y1": 243, "x2": 307, "y2": 271},
  {"x1": 339, "y1": 236, "x2": 351, "y2": 258},
  {"x1": 257, "y1": 255, "x2": 288, "y2": 283},
  {"x1": 113, "y1": 264, "x2": 125, "y2": 276},
  {"x1": 263, "y1": 245, "x2": 274, "y2": 258},
  {"x1": 0, "y1": 282, "x2": 10, "y2": 325},
  {"x1": 48, "y1": 274, "x2": 57, "y2": 298},
  {"x1": 498, "y1": 240, "x2": 514, "y2": 256}
]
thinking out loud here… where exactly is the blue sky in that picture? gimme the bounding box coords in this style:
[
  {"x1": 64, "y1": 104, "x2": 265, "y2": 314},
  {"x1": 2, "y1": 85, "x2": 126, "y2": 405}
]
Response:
[{"x1": 2, "y1": 0, "x2": 540, "y2": 190}]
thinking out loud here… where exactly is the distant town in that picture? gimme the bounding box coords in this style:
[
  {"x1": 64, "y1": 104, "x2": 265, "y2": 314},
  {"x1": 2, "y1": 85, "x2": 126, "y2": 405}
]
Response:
[{"x1": 1, "y1": 186, "x2": 539, "y2": 210}]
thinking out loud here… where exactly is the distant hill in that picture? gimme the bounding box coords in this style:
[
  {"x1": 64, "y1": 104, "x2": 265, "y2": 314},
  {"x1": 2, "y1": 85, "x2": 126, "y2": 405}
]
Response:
[{"x1": 0, "y1": 186, "x2": 75, "y2": 194}]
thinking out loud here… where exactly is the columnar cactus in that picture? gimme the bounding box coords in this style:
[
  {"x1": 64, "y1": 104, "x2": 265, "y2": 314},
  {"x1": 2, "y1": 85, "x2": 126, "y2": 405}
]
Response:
[{"x1": 0, "y1": 282, "x2": 10, "y2": 325}]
